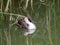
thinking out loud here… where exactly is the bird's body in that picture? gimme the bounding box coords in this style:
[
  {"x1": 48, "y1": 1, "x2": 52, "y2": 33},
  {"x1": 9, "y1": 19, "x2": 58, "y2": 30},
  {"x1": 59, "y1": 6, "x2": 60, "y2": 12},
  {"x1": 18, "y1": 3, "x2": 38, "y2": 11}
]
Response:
[
  {"x1": 23, "y1": 17, "x2": 36, "y2": 36},
  {"x1": 24, "y1": 17, "x2": 36, "y2": 29}
]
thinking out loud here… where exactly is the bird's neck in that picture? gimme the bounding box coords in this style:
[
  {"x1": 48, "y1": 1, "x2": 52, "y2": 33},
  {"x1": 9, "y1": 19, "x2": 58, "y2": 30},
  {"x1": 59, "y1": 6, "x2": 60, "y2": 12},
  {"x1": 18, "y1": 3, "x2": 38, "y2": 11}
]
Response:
[
  {"x1": 25, "y1": 19, "x2": 30, "y2": 23},
  {"x1": 24, "y1": 17, "x2": 30, "y2": 23}
]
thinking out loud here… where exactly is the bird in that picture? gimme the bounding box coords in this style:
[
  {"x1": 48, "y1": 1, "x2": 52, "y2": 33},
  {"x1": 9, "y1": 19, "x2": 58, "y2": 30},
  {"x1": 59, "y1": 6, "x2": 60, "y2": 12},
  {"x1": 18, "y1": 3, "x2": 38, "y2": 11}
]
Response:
[{"x1": 16, "y1": 16, "x2": 36, "y2": 36}]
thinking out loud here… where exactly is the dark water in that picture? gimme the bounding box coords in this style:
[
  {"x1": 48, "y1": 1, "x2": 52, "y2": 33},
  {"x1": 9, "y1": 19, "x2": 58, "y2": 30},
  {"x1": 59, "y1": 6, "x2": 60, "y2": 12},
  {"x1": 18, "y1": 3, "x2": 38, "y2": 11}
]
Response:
[{"x1": 0, "y1": 0, "x2": 60, "y2": 45}]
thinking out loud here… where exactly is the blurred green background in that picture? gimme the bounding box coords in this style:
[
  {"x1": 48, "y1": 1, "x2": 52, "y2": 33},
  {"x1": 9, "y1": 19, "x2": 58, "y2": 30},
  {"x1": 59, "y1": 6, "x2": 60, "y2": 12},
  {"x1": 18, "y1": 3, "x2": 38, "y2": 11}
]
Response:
[{"x1": 0, "y1": 0, "x2": 60, "y2": 45}]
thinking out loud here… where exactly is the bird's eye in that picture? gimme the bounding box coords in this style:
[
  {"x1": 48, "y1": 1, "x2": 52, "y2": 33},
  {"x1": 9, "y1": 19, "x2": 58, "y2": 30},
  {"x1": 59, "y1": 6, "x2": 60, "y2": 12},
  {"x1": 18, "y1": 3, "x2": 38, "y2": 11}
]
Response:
[
  {"x1": 18, "y1": 19, "x2": 23, "y2": 25},
  {"x1": 27, "y1": 24, "x2": 29, "y2": 26}
]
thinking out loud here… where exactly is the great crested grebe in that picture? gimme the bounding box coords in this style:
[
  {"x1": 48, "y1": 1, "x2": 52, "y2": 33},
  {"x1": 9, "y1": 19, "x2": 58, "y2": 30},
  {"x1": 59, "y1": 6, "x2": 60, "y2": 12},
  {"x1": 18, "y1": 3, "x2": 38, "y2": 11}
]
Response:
[{"x1": 16, "y1": 17, "x2": 36, "y2": 36}]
